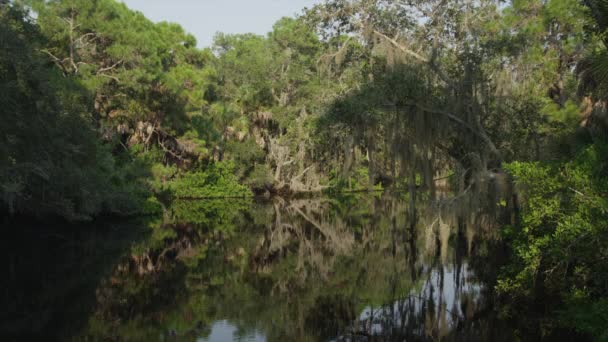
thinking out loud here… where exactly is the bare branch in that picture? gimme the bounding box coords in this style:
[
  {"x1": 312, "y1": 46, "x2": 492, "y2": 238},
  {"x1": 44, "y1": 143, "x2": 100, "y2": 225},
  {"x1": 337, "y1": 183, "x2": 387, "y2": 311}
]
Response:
[
  {"x1": 96, "y1": 59, "x2": 124, "y2": 75},
  {"x1": 41, "y1": 49, "x2": 62, "y2": 63},
  {"x1": 371, "y1": 27, "x2": 456, "y2": 88},
  {"x1": 76, "y1": 32, "x2": 97, "y2": 44},
  {"x1": 41, "y1": 49, "x2": 69, "y2": 75},
  {"x1": 372, "y1": 30, "x2": 428, "y2": 63},
  {"x1": 316, "y1": 36, "x2": 353, "y2": 65},
  {"x1": 291, "y1": 166, "x2": 313, "y2": 182},
  {"x1": 98, "y1": 74, "x2": 120, "y2": 82},
  {"x1": 569, "y1": 187, "x2": 588, "y2": 197}
]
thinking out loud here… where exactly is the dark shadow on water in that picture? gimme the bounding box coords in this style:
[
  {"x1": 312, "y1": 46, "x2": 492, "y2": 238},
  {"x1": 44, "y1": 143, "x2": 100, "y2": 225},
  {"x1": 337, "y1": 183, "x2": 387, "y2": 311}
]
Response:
[{"x1": 0, "y1": 219, "x2": 151, "y2": 341}]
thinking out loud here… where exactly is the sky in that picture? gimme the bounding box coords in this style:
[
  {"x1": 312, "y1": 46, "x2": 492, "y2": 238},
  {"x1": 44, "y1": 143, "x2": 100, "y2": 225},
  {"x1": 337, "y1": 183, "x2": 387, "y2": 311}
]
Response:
[{"x1": 120, "y1": 0, "x2": 322, "y2": 48}]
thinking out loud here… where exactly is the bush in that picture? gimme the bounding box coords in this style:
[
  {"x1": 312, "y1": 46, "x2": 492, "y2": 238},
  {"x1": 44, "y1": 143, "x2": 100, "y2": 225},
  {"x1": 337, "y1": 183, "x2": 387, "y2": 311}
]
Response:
[
  {"x1": 498, "y1": 143, "x2": 608, "y2": 339},
  {"x1": 244, "y1": 164, "x2": 274, "y2": 190},
  {"x1": 166, "y1": 162, "x2": 252, "y2": 198},
  {"x1": 326, "y1": 166, "x2": 382, "y2": 193}
]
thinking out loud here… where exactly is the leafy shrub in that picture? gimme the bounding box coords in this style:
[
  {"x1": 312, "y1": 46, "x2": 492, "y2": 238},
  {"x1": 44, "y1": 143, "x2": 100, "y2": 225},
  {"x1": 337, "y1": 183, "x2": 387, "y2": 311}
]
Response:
[
  {"x1": 326, "y1": 166, "x2": 382, "y2": 193},
  {"x1": 244, "y1": 164, "x2": 274, "y2": 190},
  {"x1": 166, "y1": 162, "x2": 252, "y2": 198},
  {"x1": 498, "y1": 143, "x2": 608, "y2": 339}
]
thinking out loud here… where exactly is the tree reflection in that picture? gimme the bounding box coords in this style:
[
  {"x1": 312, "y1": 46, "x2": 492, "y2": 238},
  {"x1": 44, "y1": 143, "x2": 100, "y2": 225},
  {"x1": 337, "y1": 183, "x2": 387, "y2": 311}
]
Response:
[{"x1": 1, "y1": 187, "x2": 514, "y2": 341}]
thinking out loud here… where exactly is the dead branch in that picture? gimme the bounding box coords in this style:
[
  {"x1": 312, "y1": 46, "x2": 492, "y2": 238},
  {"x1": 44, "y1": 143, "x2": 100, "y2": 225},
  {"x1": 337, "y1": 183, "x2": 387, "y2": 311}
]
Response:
[
  {"x1": 97, "y1": 59, "x2": 124, "y2": 75},
  {"x1": 372, "y1": 30, "x2": 428, "y2": 63},
  {"x1": 317, "y1": 36, "x2": 353, "y2": 65},
  {"x1": 98, "y1": 74, "x2": 120, "y2": 82}
]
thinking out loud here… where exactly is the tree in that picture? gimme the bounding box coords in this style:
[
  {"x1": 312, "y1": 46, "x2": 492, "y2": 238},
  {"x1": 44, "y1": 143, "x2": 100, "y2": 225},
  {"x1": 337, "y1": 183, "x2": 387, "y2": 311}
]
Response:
[
  {"x1": 30, "y1": 0, "x2": 214, "y2": 164},
  {"x1": 0, "y1": 3, "x2": 146, "y2": 220}
]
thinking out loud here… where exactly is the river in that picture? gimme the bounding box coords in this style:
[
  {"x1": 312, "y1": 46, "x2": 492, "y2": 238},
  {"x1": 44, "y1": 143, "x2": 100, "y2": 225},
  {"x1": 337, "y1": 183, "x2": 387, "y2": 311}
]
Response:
[{"x1": 1, "y1": 191, "x2": 516, "y2": 341}]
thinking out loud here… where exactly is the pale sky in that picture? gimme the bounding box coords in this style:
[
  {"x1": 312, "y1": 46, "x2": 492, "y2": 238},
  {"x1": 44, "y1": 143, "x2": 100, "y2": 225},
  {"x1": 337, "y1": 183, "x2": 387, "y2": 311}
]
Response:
[{"x1": 121, "y1": 0, "x2": 322, "y2": 48}]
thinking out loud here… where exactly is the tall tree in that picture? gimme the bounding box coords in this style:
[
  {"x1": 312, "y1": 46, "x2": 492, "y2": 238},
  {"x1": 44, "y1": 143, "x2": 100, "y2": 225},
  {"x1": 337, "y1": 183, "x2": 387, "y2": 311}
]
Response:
[{"x1": 0, "y1": 3, "x2": 144, "y2": 219}]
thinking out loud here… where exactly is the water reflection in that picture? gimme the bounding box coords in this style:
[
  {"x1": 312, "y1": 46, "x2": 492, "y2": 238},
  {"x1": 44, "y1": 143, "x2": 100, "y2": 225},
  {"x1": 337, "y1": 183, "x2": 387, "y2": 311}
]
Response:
[
  {"x1": 1, "y1": 191, "x2": 513, "y2": 341},
  {"x1": 200, "y1": 321, "x2": 266, "y2": 342}
]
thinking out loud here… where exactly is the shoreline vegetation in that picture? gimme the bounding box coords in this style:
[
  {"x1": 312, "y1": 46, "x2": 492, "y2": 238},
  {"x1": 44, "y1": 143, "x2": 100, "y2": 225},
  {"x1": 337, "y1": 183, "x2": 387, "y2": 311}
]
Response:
[{"x1": 2, "y1": 0, "x2": 607, "y2": 339}]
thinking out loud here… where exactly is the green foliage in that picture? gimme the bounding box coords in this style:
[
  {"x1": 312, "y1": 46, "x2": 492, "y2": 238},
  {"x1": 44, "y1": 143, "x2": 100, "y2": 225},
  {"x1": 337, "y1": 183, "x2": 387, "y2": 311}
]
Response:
[
  {"x1": 499, "y1": 143, "x2": 608, "y2": 339},
  {"x1": 561, "y1": 297, "x2": 608, "y2": 341},
  {"x1": 327, "y1": 166, "x2": 382, "y2": 192},
  {"x1": 165, "y1": 162, "x2": 252, "y2": 199},
  {"x1": 139, "y1": 196, "x2": 163, "y2": 216},
  {"x1": 29, "y1": 0, "x2": 212, "y2": 133},
  {"x1": 244, "y1": 164, "x2": 274, "y2": 190},
  {"x1": 225, "y1": 138, "x2": 265, "y2": 178},
  {"x1": 0, "y1": 4, "x2": 150, "y2": 220},
  {"x1": 167, "y1": 198, "x2": 251, "y2": 229}
]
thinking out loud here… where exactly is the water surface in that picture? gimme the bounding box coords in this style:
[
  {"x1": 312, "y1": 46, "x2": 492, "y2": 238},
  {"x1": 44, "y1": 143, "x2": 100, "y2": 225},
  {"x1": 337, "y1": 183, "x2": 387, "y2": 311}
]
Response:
[{"x1": 1, "y1": 193, "x2": 513, "y2": 341}]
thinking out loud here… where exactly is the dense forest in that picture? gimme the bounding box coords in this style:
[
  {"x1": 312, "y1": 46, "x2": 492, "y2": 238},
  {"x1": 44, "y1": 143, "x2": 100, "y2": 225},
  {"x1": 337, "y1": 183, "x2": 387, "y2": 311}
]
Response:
[{"x1": 2, "y1": 0, "x2": 608, "y2": 339}]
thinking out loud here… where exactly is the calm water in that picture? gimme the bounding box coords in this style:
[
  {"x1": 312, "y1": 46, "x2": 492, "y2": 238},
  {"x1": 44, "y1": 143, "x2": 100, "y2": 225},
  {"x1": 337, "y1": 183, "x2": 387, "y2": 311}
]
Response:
[{"x1": 1, "y1": 193, "x2": 514, "y2": 341}]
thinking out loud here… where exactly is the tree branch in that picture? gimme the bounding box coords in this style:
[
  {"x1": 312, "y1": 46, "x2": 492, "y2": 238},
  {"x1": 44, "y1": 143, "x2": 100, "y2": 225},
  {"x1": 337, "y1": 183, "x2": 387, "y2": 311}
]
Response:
[
  {"x1": 98, "y1": 74, "x2": 120, "y2": 82},
  {"x1": 372, "y1": 30, "x2": 428, "y2": 63},
  {"x1": 97, "y1": 59, "x2": 123, "y2": 75}
]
